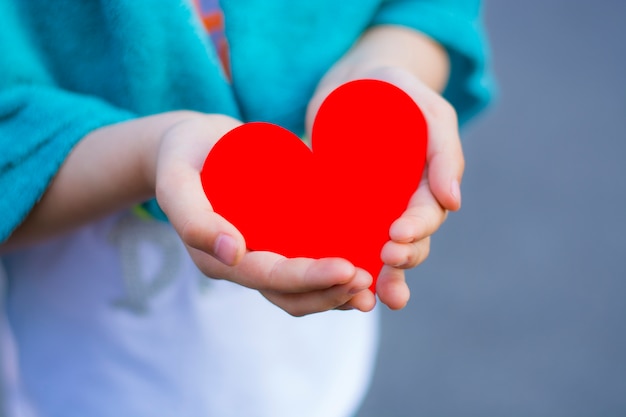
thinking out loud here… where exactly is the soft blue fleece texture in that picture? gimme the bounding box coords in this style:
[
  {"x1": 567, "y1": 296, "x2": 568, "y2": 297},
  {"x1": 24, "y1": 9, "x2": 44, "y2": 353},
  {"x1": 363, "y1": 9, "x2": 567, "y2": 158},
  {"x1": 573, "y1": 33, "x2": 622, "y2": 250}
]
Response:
[{"x1": 0, "y1": 0, "x2": 494, "y2": 241}]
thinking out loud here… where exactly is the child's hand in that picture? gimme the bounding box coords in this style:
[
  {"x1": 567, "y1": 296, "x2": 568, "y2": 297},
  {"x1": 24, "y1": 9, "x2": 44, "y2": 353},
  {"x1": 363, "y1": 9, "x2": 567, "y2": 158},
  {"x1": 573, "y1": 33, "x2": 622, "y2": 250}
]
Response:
[
  {"x1": 2, "y1": 108, "x2": 374, "y2": 316},
  {"x1": 371, "y1": 67, "x2": 463, "y2": 311},
  {"x1": 307, "y1": 65, "x2": 463, "y2": 311},
  {"x1": 154, "y1": 114, "x2": 376, "y2": 316}
]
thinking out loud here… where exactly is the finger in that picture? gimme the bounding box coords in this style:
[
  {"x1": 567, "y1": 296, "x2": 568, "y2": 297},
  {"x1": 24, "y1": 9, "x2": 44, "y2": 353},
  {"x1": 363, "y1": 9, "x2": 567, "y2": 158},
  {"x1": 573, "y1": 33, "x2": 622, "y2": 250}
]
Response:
[
  {"x1": 376, "y1": 265, "x2": 410, "y2": 310},
  {"x1": 381, "y1": 236, "x2": 431, "y2": 269},
  {"x1": 335, "y1": 285, "x2": 378, "y2": 312},
  {"x1": 252, "y1": 255, "x2": 362, "y2": 293},
  {"x1": 358, "y1": 67, "x2": 465, "y2": 212},
  {"x1": 423, "y1": 101, "x2": 465, "y2": 212},
  {"x1": 192, "y1": 250, "x2": 366, "y2": 294},
  {"x1": 262, "y1": 268, "x2": 374, "y2": 317},
  {"x1": 389, "y1": 178, "x2": 447, "y2": 243}
]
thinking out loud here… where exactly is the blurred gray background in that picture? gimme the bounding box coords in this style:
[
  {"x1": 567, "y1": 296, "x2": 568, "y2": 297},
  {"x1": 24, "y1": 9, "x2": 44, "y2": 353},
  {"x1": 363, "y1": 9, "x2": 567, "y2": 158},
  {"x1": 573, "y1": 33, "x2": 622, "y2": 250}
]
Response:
[{"x1": 358, "y1": 1, "x2": 626, "y2": 416}]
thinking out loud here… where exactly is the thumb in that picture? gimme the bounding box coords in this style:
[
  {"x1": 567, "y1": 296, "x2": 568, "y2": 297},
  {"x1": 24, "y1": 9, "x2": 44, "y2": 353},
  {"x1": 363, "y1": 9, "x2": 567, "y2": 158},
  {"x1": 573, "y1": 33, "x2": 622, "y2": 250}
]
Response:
[
  {"x1": 305, "y1": 83, "x2": 337, "y2": 140},
  {"x1": 155, "y1": 116, "x2": 246, "y2": 266},
  {"x1": 157, "y1": 163, "x2": 246, "y2": 266},
  {"x1": 424, "y1": 102, "x2": 464, "y2": 212}
]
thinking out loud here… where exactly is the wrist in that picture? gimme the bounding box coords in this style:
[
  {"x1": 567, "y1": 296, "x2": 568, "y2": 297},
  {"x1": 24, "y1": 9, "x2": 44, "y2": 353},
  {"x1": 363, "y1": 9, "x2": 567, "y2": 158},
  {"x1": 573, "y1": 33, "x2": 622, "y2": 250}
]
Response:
[
  {"x1": 137, "y1": 111, "x2": 203, "y2": 195},
  {"x1": 1, "y1": 112, "x2": 199, "y2": 249},
  {"x1": 318, "y1": 25, "x2": 450, "y2": 94}
]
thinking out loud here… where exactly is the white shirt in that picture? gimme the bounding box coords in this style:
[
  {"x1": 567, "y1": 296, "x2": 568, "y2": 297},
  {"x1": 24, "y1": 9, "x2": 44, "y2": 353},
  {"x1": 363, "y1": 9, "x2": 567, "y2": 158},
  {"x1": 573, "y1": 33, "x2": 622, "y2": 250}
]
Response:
[{"x1": 1, "y1": 211, "x2": 378, "y2": 417}]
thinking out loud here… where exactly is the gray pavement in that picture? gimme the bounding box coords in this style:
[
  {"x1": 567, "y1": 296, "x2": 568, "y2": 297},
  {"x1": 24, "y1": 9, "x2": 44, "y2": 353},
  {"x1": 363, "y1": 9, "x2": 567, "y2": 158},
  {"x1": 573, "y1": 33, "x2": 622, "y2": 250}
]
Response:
[{"x1": 357, "y1": 1, "x2": 626, "y2": 416}]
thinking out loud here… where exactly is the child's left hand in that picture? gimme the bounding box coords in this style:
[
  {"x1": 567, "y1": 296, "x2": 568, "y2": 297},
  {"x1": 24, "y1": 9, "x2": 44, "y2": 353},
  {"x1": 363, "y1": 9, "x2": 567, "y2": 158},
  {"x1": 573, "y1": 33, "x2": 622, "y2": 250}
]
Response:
[{"x1": 307, "y1": 50, "x2": 464, "y2": 311}]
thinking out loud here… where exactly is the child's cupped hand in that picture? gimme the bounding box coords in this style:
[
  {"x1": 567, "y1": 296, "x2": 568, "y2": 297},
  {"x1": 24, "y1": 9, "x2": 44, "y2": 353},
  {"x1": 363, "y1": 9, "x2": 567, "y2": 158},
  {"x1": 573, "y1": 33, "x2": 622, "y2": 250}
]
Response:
[
  {"x1": 306, "y1": 66, "x2": 464, "y2": 310},
  {"x1": 154, "y1": 113, "x2": 376, "y2": 317},
  {"x1": 157, "y1": 64, "x2": 463, "y2": 316}
]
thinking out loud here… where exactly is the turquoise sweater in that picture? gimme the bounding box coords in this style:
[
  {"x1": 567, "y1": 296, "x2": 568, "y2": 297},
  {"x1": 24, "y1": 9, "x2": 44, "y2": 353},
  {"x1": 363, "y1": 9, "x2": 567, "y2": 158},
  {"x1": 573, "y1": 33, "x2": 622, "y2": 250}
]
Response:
[{"x1": 0, "y1": 0, "x2": 494, "y2": 241}]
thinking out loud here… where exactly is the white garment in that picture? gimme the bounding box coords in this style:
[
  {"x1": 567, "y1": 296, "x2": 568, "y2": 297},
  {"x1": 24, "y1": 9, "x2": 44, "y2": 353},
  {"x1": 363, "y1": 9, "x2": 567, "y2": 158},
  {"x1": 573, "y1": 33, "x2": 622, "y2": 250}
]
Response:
[{"x1": 1, "y1": 211, "x2": 378, "y2": 417}]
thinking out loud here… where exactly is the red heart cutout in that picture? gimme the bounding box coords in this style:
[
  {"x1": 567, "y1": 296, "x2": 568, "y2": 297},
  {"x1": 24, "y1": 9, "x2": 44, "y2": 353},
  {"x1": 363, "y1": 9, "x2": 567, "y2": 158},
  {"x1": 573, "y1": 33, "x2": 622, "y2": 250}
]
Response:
[{"x1": 201, "y1": 79, "x2": 427, "y2": 291}]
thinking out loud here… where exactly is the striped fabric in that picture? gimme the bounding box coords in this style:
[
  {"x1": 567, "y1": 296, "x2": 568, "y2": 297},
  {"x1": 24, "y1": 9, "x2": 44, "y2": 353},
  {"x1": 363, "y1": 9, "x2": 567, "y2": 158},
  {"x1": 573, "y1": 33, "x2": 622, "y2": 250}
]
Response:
[{"x1": 193, "y1": 0, "x2": 230, "y2": 76}]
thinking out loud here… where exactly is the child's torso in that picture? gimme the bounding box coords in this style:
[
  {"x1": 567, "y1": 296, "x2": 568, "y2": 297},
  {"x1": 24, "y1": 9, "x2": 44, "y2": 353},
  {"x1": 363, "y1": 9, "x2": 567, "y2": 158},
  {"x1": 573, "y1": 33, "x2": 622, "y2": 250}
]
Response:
[{"x1": 1, "y1": 211, "x2": 378, "y2": 417}]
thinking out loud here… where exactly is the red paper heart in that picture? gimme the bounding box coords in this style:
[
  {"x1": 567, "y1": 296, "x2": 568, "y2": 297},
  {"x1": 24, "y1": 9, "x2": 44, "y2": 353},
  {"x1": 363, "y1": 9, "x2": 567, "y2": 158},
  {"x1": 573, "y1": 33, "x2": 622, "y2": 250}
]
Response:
[{"x1": 201, "y1": 79, "x2": 427, "y2": 291}]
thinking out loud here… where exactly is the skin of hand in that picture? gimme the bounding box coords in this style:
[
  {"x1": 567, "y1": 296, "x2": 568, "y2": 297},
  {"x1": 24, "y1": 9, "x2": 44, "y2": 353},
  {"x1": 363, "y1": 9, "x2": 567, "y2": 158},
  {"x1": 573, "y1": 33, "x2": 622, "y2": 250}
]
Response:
[
  {"x1": 2, "y1": 25, "x2": 460, "y2": 316},
  {"x1": 306, "y1": 26, "x2": 464, "y2": 310},
  {"x1": 2, "y1": 111, "x2": 374, "y2": 316},
  {"x1": 153, "y1": 115, "x2": 375, "y2": 316}
]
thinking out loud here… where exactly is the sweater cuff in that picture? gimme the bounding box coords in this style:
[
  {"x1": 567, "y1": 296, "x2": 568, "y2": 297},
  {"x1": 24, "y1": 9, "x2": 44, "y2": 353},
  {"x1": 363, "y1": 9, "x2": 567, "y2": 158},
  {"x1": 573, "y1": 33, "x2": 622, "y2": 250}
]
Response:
[{"x1": 372, "y1": 0, "x2": 496, "y2": 125}]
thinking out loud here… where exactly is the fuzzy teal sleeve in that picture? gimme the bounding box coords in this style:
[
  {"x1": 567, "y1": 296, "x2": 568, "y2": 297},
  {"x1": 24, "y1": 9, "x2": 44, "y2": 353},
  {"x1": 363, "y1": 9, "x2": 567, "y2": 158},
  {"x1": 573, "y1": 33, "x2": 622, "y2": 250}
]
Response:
[
  {"x1": 0, "y1": 0, "x2": 239, "y2": 235},
  {"x1": 0, "y1": 86, "x2": 135, "y2": 241},
  {"x1": 372, "y1": 0, "x2": 495, "y2": 125}
]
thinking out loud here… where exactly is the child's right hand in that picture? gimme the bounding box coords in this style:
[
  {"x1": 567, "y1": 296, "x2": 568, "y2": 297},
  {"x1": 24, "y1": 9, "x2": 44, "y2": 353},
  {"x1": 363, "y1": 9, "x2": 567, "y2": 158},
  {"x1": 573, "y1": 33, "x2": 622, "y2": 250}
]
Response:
[
  {"x1": 2, "y1": 108, "x2": 373, "y2": 316},
  {"x1": 154, "y1": 113, "x2": 375, "y2": 316}
]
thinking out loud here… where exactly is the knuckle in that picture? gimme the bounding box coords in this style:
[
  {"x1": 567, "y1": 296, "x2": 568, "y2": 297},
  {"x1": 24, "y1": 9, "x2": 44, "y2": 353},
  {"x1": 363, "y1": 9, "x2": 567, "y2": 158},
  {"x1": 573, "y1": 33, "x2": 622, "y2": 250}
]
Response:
[
  {"x1": 403, "y1": 238, "x2": 431, "y2": 268},
  {"x1": 405, "y1": 248, "x2": 420, "y2": 267},
  {"x1": 266, "y1": 258, "x2": 288, "y2": 291},
  {"x1": 405, "y1": 208, "x2": 439, "y2": 237},
  {"x1": 180, "y1": 219, "x2": 205, "y2": 249}
]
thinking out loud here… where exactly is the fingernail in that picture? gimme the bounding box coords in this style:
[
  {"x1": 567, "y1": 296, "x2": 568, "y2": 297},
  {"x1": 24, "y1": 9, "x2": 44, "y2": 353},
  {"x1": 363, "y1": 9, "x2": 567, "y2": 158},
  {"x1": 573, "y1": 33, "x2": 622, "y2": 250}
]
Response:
[
  {"x1": 451, "y1": 179, "x2": 461, "y2": 205},
  {"x1": 214, "y1": 233, "x2": 238, "y2": 266}
]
